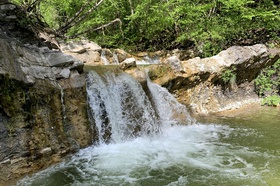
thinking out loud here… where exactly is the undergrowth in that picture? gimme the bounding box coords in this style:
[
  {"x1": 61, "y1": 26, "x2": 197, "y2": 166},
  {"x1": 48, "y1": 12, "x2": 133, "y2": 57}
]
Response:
[{"x1": 255, "y1": 59, "x2": 280, "y2": 106}]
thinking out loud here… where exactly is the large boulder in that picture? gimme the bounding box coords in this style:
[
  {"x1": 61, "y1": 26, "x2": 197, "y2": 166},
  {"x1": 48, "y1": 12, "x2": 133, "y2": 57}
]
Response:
[
  {"x1": 164, "y1": 55, "x2": 183, "y2": 72},
  {"x1": 61, "y1": 40, "x2": 103, "y2": 65},
  {"x1": 148, "y1": 44, "x2": 280, "y2": 115},
  {"x1": 113, "y1": 48, "x2": 132, "y2": 63},
  {"x1": 0, "y1": 31, "x2": 84, "y2": 85},
  {"x1": 120, "y1": 57, "x2": 137, "y2": 70}
]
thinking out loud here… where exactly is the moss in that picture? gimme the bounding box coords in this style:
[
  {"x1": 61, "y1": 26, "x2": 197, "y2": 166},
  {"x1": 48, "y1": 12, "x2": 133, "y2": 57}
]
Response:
[
  {"x1": 0, "y1": 74, "x2": 28, "y2": 117},
  {"x1": 148, "y1": 65, "x2": 173, "y2": 80}
]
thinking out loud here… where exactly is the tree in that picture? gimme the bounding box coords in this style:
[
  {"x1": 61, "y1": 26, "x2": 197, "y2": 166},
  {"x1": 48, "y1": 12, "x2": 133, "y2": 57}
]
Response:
[{"x1": 11, "y1": 0, "x2": 280, "y2": 55}]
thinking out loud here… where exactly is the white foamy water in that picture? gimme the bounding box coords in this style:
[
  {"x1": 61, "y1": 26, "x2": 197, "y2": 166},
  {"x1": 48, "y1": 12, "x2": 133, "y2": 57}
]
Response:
[
  {"x1": 16, "y1": 69, "x2": 280, "y2": 186},
  {"x1": 86, "y1": 71, "x2": 160, "y2": 144},
  {"x1": 136, "y1": 56, "x2": 160, "y2": 65},
  {"x1": 147, "y1": 79, "x2": 195, "y2": 126},
  {"x1": 17, "y1": 124, "x2": 277, "y2": 186},
  {"x1": 100, "y1": 50, "x2": 109, "y2": 65}
]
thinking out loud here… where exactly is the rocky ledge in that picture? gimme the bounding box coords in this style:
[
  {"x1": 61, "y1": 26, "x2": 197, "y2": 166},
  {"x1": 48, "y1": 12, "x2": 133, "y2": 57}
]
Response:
[
  {"x1": 62, "y1": 39, "x2": 280, "y2": 115},
  {"x1": 145, "y1": 44, "x2": 280, "y2": 115},
  {"x1": 0, "y1": 28, "x2": 92, "y2": 183}
]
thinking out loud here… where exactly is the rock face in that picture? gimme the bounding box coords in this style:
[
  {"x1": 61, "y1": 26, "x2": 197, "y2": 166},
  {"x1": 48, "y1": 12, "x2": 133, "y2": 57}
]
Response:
[
  {"x1": 62, "y1": 41, "x2": 195, "y2": 66},
  {"x1": 61, "y1": 40, "x2": 103, "y2": 65},
  {"x1": 149, "y1": 44, "x2": 280, "y2": 115},
  {"x1": 0, "y1": 30, "x2": 92, "y2": 183},
  {"x1": 120, "y1": 58, "x2": 137, "y2": 70}
]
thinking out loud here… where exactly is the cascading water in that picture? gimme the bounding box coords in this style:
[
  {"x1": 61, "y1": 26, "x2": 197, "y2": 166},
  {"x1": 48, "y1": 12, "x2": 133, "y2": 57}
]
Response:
[
  {"x1": 112, "y1": 52, "x2": 119, "y2": 64},
  {"x1": 147, "y1": 78, "x2": 195, "y2": 127},
  {"x1": 56, "y1": 82, "x2": 67, "y2": 122},
  {"x1": 136, "y1": 56, "x2": 160, "y2": 65},
  {"x1": 17, "y1": 68, "x2": 280, "y2": 186},
  {"x1": 86, "y1": 70, "x2": 162, "y2": 144},
  {"x1": 100, "y1": 50, "x2": 109, "y2": 65}
]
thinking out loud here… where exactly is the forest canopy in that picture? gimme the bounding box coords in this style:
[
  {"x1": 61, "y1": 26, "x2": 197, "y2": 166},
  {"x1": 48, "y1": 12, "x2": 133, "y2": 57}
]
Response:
[{"x1": 12, "y1": 0, "x2": 280, "y2": 56}]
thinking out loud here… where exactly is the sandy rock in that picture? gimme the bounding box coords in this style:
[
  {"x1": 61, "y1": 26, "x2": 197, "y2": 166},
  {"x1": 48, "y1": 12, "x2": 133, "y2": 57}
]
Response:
[
  {"x1": 39, "y1": 147, "x2": 52, "y2": 156},
  {"x1": 114, "y1": 48, "x2": 131, "y2": 63},
  {"x1": 120, "y1": 58, "x2": 137, "y2": 70},
  {"x1": 165, "y1": 56, "x2": 183, "y2": 72},
  {"x1": 150, "y1": 44, "x2": 280, "y2": 115}
]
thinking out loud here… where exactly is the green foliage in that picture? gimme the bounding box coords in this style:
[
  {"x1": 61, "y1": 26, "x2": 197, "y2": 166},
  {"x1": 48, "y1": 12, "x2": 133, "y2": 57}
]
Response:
[
  {"x1": 221, "y1": 67, "x2": 236, "y2": 84},
  {"x1": 255, "y1": 59, "x2": 280, "y2": 106},
  {"x1": 261, "y1": 95, "x2": 280, "y2": 106},
  {"x1": 11, "y1": 0, "x2": 280, "y2": 55},
  {"x1": 255, "y1": 59, "x2": 280, "y2": 96}
]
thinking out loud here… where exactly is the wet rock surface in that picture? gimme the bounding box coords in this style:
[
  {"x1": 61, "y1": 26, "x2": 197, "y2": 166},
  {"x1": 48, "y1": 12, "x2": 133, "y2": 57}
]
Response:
[
  {"x1": 1, "y1": 1, "x2": 280, "y2": 184},
  {"x1": 0, "y1": 4, "x2": 92, "y2": 183}
]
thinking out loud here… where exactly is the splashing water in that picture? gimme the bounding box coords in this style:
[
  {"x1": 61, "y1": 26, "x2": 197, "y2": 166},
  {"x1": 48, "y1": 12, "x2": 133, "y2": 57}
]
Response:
[
  {"x1": 16, "y1": 69, "x2": 280, "y2": 186},
  {"x1": 147, "y1": 78, "x2": 195, "y2": 127},
  {"x1": 17, "y1": 123, "x2": 280, "y2": 186},
  {"x1": 86, "y1": 70, "x2": 161, "y2": 144},
  {"x1": 100, "y1": 50, "x2": 109, "y2": 65}
]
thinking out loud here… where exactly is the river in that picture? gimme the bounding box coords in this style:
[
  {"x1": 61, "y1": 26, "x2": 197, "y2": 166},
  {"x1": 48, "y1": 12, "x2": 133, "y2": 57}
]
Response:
[{"x1": 16, "y1": 70, "x2": 280, "y2": 186}]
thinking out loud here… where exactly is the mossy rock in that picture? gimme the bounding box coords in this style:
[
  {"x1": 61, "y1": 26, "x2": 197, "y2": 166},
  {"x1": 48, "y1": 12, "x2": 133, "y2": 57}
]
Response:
[
  {"x1": 0, "y1": 74, "x2": 29, "y2": 117},
  {"x1": 148, "y1": 65, "x2": 173, "y2": 81}
]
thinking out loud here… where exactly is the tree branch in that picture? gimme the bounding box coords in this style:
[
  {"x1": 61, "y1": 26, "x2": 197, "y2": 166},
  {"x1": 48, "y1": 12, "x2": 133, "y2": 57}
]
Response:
[
  {"x1": 57, "y1": 0, "x2": 105, "y2": 34},
  {"x1": 128, "y1": 0, "x2": 134, "y2": 15},
  {"x1": 68, "y1": 18, "x2": 123, "y2": 39},
  {"x1": 57, "y1": 1, "x2": 91, "y2": 34}
]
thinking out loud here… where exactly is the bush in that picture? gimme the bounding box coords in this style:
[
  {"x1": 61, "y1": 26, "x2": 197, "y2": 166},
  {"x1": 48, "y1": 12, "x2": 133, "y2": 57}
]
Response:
[
  {"x1": 255, "y1": 59, "x2": 280, "y2": 97},
  {"x1": 221, "y1": 67, "x2": 236, "y2": 84},
  {"x1": 255, "y1": 59, "x2": 280, "y2": 106},
  {"x1": 261, "y1": 95, "x2": 280, "y2": 106}
]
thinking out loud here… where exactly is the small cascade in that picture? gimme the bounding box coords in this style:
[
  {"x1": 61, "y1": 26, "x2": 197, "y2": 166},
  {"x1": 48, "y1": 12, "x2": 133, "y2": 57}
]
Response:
[
  {"x1": 56, "y1": 82, "x2": 67, "y2": 122},
  {"x1": 136, "y1": 56, "x2": 160, "y2": 65},
  {"x1": 86, "y1": 69, "x2": 194, "y2": 145},
  {"x1": 101, "y1": 50, "x2": 109, "y2": 65},
  {"x1": 147, "y1": 78, "x2": 196, "y2": 126},
  {"x1": 86, "y1": 70, "x2": 160, "y2": 144},
  {"x1": 112, "y1": 52, "x2": 119, "y2": 64},
  {"x1": 18, "y1": 70, "x2": 279, "y2": 186}
]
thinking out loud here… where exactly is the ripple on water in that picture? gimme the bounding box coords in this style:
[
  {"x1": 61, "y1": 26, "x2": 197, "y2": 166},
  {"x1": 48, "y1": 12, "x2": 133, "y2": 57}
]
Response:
[{"x1": 17, "y1": 124, "x2": 280, "y2": 186}]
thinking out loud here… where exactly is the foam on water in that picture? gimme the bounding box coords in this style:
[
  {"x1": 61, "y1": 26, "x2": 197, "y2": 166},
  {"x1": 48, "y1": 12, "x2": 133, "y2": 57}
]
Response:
[
  {"x1": 17, "y1": 124, "x2": 278, "y2": 186},
  {"x1": 135, "y1": 56, "x2": 160, "y2": 65},
  {"x1": 16, "y1": 70, "x2": 280, "y2": 186},
  {"x1": 86, "y1": 71, "x2": 160, "y2": 144}
]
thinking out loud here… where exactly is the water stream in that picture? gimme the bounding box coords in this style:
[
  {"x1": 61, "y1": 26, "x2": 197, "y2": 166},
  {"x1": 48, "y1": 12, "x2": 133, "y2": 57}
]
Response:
[
  {"x1": 101, "y1": 50, "x2": 109, "y2": 65},
  {"x1": 56, "y1": 82, "x2": 67, "y2": 123},
  {"x1": 16, "y1": 69, "x2": 280, "y2": 186}
]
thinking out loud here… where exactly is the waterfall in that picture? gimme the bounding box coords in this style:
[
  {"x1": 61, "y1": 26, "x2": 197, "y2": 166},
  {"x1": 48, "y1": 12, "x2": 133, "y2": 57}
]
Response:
[
  {"x1": 56, "y1": 82, "x2": 67, "y2": 122},
  {"x1": 147, "y1": 79, "x2": 196, "y2": 126},
  {"x1": 86, "y1": 69, "x2": 194, "y2": 145},
  {"x1": 112, "y1": 52, "x2": 119, "y2": 64},
  {"x1": 101, "y1": 50, "x2": 109, "y2": 65},
  {"x1": 17, "y1": 70, "x2": 277, "y2": 186},
  {"x1": 86, "y1": 71, "x2": 159, "y2": 144},
  {"x1": 136, "y1": 56, "x2": 160, "y2": 65}
]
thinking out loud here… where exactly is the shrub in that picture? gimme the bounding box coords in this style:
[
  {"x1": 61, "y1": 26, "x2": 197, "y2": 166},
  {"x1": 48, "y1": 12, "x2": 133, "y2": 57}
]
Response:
[
  {"x1": 261, "y1": 95, "x2": 280, "y2": 106},
  {"x1": 221, "y1": 67, "x2": 236, "y2": 84},
  {"x1": 255, "y1": 59, "x2": 280, "y2": 97}
]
